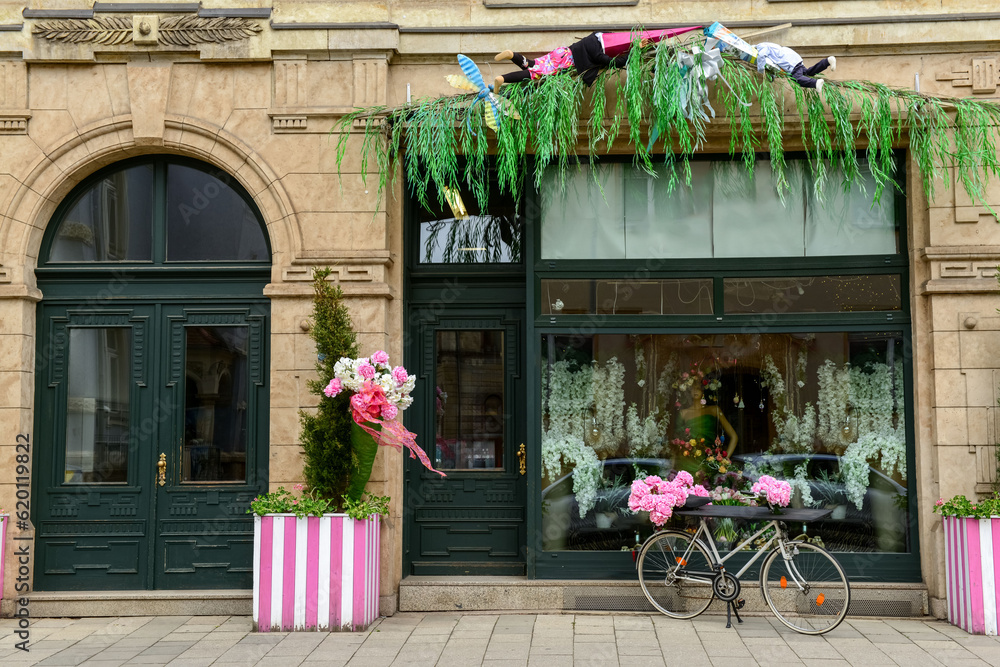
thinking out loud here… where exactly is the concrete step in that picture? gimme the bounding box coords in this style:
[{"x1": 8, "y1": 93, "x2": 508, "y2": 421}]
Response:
[
  {"x1": 399, "y1": 576, "x2": 930, "y2": 617},
  {"x1": 24, "y1": 590, "x2": 252, "y2": 617}
]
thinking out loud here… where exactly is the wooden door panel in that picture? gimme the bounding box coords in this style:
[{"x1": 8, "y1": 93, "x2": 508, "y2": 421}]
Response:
[
  {"x1": 153, "y1": 305, "x2": 267, "y2": 589},
  {"x1": 406, "y1": 311, "x2": 527, "y2": 576},
  {"x1": 33, "y1": 306, "x2": 154, "y2": 591}
]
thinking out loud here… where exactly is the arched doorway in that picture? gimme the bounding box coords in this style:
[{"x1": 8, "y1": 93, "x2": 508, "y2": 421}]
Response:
[{"x1": 32, "y1": 156, "x2": 271, "y2": 590}]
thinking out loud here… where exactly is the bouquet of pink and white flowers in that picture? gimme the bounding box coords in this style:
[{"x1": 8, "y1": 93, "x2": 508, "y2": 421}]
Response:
[
  {"x1": 628, "y1": 471, "x2": 710, "y2": 526},
  {"x1": 324, "y1": 351, "x2": 444, "y2": 497},
  {"x1": 750, "y1": 475, "x2": 792, "y2": 511},
  {"x1": 325, "y1": 350, "x2": 416, "y2": 420}
]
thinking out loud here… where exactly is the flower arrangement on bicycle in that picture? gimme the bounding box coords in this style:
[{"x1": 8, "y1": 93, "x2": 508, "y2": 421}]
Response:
[
  {"x1": 628, "y1": 471, "x2": 709, "y2": 525},
  {"x1": 750, "y1": 474, "x2": 793, "y2": 513}
]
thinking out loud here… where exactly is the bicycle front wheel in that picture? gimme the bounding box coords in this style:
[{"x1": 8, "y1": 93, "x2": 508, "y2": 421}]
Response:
[
  {"x1": 760, "y1": 541, "x2": 850, "y2": 635},
  {"x1": 637, "y1": 530, "x2": 715, "y2": 619}
]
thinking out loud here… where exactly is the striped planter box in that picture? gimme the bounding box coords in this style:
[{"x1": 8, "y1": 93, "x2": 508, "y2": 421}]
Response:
[
  {"x1": 943, "y1": 516, "x2": 1000, "y2": 635},
  {"x1": 253, "y1": 514, "x2": 380, "y2": 632}
]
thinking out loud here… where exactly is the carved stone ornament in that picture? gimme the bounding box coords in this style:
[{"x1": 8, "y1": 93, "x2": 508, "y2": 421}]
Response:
[{"x1": 32, "y1": 15, "x2": 262, "y2": 46}]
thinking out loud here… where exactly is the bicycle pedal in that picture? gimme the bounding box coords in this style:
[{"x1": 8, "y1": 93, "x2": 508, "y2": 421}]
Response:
[{"x1": 736, "y1": 599, "x2": 745, "y2": 609}]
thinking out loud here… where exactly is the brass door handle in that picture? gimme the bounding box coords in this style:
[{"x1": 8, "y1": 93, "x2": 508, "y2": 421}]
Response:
[
  {"x1": 517, "y1": 443, "x2": 526, "y2": 476},
  {"x1": 157, "y1": 453, "x2": 166, "y2": 486}
]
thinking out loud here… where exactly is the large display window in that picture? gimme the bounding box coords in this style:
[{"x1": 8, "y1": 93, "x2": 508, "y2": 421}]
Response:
[
  {"x1": 530, "y1": 154, "x2": 915, "y2": 581},
  {"x1": 540, "y1": 331, "x2": 909, "y2": 554}
]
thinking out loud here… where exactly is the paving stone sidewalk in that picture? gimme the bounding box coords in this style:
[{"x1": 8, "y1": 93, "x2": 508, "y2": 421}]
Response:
[{"x1": 1, "y1": 613, "x2": 998, "y2": 667}]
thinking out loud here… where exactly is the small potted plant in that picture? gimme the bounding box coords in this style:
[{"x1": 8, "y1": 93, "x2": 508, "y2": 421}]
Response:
[
  {"x1": 250, "y1": 269, "x2": 443, "y2": 632},
  {"x1": 934, "y1": 493, "x2": 1000, "y2": 635}
]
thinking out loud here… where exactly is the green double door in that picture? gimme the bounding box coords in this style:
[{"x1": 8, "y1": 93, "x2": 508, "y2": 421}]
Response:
[
  {"x1": 33, "y1": 300, "x2": 269, "y2": 590},
  {"x1": 405, "y1": 307, "x2": 528, "y2": 575}
]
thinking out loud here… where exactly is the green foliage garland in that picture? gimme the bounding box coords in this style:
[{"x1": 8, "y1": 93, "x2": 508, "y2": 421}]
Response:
[
  {"x1": 333, "y1": 35, "x2": 1000, "y2": 218},
  {"x1": 299, "y1": 267, "x2": 360, "y2": 507}
]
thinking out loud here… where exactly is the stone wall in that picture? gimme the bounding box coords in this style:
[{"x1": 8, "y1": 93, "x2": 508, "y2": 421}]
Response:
[{"x1": 1, "y1": 0, "x2": 1000, "y2": 616}]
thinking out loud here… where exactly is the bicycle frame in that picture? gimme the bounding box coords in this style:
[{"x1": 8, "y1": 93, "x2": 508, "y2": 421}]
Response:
[{"x1": 669, "y1": 517, "x2": 802, "y2": 589}]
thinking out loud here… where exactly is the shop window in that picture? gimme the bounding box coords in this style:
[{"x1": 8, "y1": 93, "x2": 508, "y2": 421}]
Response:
[
  {"x1": 540, "y1": 332, "x2": 909, "y2": 554},
  {"x1": 540, "y1": 159, "x2": 897, "y2": 260}
]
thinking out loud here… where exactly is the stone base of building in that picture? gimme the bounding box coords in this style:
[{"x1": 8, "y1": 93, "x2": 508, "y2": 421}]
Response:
[
  {"x1": 400, "y1": 577, "x2": 930, "y2": 618},
  {"x1": 9, "y1": 591, "x2": 252, "y2": 618}
]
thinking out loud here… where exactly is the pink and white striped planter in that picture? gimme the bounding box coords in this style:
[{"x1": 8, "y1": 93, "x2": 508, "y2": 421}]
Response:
[
  {"x1": 253, "y1": 514, "x2": 380, "y2": 632},
  {"x1": 943, "y1": 516, "x2": 1000, "y2": 635}
]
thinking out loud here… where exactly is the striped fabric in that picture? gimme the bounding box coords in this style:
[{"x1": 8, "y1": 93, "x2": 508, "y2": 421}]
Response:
[
  {"x1": 944, "y1": 516, "x2": 999, "y2": 636},
  {"x1": 253, "y1": 514, "x2": 380, "y2": 632}
]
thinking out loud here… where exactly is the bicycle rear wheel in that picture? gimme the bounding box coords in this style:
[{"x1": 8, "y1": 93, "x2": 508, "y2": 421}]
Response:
[
  {"x1": 637, "y1": 530, "x2": 715, "y2": 619},
  {"x1": 760, "y1": 541, "x2": 850, "y2": 635}
]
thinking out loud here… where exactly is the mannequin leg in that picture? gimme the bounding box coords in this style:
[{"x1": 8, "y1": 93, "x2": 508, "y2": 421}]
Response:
[
  {"x1": 789, "y1": 63, "x2": 818, "y2": 88},
  {"x1": 803, "y1": 58, "x2": 831, "y2": 77},
  {"x1": 495, "y1": 69, "x2": 531, "y2": 89},
  {"x1": 495, "y1": 51, "x2": 533, "y2": 69}
]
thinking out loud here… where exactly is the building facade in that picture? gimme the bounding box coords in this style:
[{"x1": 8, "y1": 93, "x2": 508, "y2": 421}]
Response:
[{"x1": 1, "y1": 0, "x2": 998, "y2": 619}]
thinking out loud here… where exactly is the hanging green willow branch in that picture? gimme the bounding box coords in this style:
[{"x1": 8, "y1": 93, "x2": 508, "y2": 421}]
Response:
[{"x1": 332, "y1": 35, "x2": 1000, "y2": 219}]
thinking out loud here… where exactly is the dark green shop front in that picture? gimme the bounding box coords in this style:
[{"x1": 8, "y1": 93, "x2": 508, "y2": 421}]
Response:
[
  {"x1": 32, "y1": 156, "x2": 271, "y2": 591},
  {"x1": 403, "y1": 156, "x2": 919, "y2": 584}
]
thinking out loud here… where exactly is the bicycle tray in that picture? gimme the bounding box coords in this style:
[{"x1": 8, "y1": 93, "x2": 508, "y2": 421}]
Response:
[{"x1": 681, "y1": 495, "x2": 711, "y2": 509}]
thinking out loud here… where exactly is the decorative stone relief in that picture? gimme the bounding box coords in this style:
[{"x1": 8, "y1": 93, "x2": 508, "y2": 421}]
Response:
[
  {"x1": 936, "y1": 57, "x2": 1000, "y2": 94},
  {"x1": 31, "y1": 15, "x2": 262, "y2": 46},
  {"x1": 0, "y1": 61, "x2": 29, "y2": 135},
  {"x1": 952, "y1": 167, "x2": 998, "y2": 224},
  {"x1": 282, "y1": 266, "x2": 374, "y2": 282},
  {"x1": 353, "y1": 58, "x2": 387, "y2": 107}
]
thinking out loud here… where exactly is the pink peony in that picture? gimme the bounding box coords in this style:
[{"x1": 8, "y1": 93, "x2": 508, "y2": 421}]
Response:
[
  {"x1": 751, "y1": 475, "x2": 792, "y2": 507},
  {"x1": 381, "y1": 403, "x2": 398, "y2": 420},
  {"x1": 323, "y1": 378, "x2": 343, "y2": 397},
  {"x1": 371, "y1": 350, "x2": 390, "y2": 366},
  {"x1": 674, "y1": 471, "x2": 694, "y2": 487},
  {"x1": 392, "y1": 366, "x2": 409, "y2": 386},
  {"x1": 358, "y1": 362, "x2": 376, "y2": 380}
]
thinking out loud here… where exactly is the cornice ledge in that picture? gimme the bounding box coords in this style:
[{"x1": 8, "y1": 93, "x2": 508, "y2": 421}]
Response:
[
  {"x1": 922, "y1": 278, "x2": 1000, "y2": 294},
  {"x1": 923, "y1": 246, "x2": 1000, "y2": 260}
]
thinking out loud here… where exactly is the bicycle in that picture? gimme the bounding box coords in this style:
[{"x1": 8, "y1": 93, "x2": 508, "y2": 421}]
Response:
[{"x1": 636, "y1": 503, "x2": 851, "y2": 635}]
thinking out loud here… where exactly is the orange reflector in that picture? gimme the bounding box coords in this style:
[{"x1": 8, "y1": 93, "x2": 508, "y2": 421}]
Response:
[
  {"x1": 816, "y1": 594, "x2": 825, "y2": 606},
  {"x1": 780, "y1": 576, "x2": 787, "y2": 588},
  {"x1": 676, "y1": 557, "x2": 687, "y2": 566}
]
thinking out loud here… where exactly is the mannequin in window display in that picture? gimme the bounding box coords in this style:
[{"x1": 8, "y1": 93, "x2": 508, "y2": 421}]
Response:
[{"x1": 678, "y1": 384, "x2": 738, "y2": 458}]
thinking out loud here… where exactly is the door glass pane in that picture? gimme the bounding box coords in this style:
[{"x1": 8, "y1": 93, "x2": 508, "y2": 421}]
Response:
[
  {"x1": 49, "y1": 165, "x2": 154, "y2": 262},
  {"x1": 541, "y1": 332, "x2": 909, "y2": 554},
  {"x1": 166, "y1": 164, "x2": 268, "y2": 262},
  {"x1": 65, "y1": 328, "x2": 130, "y2": 484},
  {"x1": 434, "y1": 330, "x2": 505, "y2": 470},
  {"x1": 183, "y1": 326, "x2": 249, "y2": 482}
]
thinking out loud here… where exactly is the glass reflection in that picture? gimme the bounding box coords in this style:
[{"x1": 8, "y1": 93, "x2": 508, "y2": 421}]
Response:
[
  {"x1": 183, "y1": 326, "x2": 249, "y2": 482},
  {"x1": 723, "y1": 275, "x2": 902, "y2": 314},
  {"x1": 49, "y1": 165, "x2": 154, "y2": 262},
  {"x1": 434, "y1": 330, "x2": 505, "y2": 470},
  {"x1": 540, "y1": 332, "x2": 909, "y2": 553},
  {"x1": 64, "y1": 328, "x2": 130, "y2": 483},
  {"x1": 166, "y1": 165, "x2": 268, "y2": 261}
]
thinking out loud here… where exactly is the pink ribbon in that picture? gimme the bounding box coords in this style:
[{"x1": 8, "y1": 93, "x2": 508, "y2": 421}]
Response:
[{"x1": 353, "y1": 413, "x2": 446, "y2": 477}]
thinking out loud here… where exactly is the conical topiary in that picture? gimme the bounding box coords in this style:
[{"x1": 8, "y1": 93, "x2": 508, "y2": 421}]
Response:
[{"x1": 299, "y1": 267, "x2": 359, "y2": 507}]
